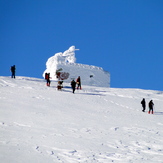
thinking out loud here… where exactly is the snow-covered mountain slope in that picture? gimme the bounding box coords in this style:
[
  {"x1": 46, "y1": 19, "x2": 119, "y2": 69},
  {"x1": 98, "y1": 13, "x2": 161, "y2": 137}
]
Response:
[{"x1": 0, "y1": 76, "x2": 163, "y2": 163}]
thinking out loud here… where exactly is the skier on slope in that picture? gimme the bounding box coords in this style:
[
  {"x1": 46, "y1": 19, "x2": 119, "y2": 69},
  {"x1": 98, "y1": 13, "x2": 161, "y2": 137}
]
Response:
[
  {"x1": 148, "y1": 100, "x2": 154, "y2": 114},
  {"x1": 76, "y1": 76, "x2": 81, "y2": 90},
  {"x1": 10, "y1": 65, "x2": 16, "y2": 78},
  {"x1": 141, "y1": 98, "x2": 146, "y2": 112},
  {"x1": 71, "y1": 80, "x2": 76, "y2": 93}
]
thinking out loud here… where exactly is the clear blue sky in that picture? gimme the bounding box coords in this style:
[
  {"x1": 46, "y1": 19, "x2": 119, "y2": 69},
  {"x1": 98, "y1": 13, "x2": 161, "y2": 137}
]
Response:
[{"x1": 1, "y1": 0, "x2": 163, "y2": 90}]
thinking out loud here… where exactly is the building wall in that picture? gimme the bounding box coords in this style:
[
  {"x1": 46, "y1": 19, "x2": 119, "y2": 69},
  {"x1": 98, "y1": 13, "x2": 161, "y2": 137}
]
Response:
[{"x1": 53, "y1": 63, "x2": 110, "y2": 87}]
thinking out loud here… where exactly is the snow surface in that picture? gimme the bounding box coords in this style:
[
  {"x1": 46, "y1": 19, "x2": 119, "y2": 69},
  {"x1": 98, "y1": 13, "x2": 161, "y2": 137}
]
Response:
[
  {"x1": 43, "y1": 46, "x2": 110, "y2": 87},
  {"x1": 0, "y1": 76, "x2": 163, "y2": 163}
]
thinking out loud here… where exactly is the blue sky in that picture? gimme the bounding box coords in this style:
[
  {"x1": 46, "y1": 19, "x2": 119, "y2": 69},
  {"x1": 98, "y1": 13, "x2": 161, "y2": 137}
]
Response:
[{"x1": 1, "y1": 0, "x2": 163, "y2": 90}]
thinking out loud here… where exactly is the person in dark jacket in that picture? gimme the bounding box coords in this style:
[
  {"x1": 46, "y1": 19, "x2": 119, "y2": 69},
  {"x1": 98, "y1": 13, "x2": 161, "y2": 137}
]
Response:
[
  {"x1": 148, "y1": 100, "x2": 154, "y2": 114},
  {"x1": 71, "y1": 80, "x2": 76, "y2": 93},
  {"x1": 10, "y1": 65, "x2": 16, "y2": 78},
  {"x1": 45, "y1": 73, "x2": 51, "y2": 86},
  {"x1": 76, "y1": 76, "x2": 81, "y2": 89},
  {"x1": 141, "y1": 98, "x2": 146, "y2": 112}
]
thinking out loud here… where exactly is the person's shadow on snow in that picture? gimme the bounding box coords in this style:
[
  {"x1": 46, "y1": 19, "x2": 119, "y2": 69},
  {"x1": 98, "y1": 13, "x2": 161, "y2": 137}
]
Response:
[{"x1": 154, "y1": 112, "x2": 163, "y2": 115}]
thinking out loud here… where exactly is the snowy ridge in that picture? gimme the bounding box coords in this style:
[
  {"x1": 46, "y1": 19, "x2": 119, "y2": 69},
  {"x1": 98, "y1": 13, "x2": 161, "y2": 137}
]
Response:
[{"x1": 0, "y1": 76, "x2": 163, "y2": 163}]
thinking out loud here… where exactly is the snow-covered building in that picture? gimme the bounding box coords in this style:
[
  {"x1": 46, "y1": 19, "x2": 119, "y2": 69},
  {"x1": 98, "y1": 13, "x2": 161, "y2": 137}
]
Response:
[{"x1": 43, "y1": 46, "x2": 110, "y2": 87}]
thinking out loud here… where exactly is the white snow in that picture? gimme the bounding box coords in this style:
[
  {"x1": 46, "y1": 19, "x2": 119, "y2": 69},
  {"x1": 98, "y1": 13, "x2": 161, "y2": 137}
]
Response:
[
  {"x1": 43, "y1": 46, "x2": 110, "y2": 87},
  {"x1": 0, "y1": 76, "x2": 163, "y2": 163}
]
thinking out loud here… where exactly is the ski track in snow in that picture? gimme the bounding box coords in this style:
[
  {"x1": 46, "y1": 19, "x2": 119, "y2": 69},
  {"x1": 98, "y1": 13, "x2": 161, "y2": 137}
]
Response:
[{"x1": 0, "y1": 76, "x2": 163, "y2": 163}]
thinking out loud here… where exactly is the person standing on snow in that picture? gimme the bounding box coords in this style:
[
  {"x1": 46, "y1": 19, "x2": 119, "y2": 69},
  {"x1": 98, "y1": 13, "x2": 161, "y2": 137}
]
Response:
[
  {"x1": 76, "y1": 76, "x2": 81, "y2": 89},
  {"x1": 10, "y1": 65, "x2": 16, "y2": 78},
  {"x1": 148, "y1": 100, "x2": 154, "y2": 114},
  {"x1": 45, "y1": 73, "x2": 51, "y2": 86},
  {"x1": 71, "y1": 80, "x2": 76, "y2": 93},
  {"x1": 141, "y1": 98, "x2": 146, "y2": 112}
]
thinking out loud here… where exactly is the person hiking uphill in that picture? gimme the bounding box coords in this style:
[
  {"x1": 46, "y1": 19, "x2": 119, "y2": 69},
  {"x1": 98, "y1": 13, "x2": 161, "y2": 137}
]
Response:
[
  {"x1": 71, "y1": 80, "x2": 76, "y2": 93},
  {"x1": 141, "y1": 98, "x2": 146, "y2": 112},
  {"x1": 76, "y1": 76, "x2": 81, "y2": 90},
  {"x1": 10, "y1": 65, "x2": 16, "y2": 78},
  {"x1": 148, "y1": 100, "x2": 154, "y2": 114}
]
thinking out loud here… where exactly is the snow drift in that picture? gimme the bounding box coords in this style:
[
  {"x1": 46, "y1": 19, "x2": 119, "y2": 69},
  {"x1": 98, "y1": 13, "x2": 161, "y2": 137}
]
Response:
[
  {"x1": 0, "y1": 76, "x2": 163, "y2": 163},
  {"x1": 43, "y1": 46, "x2": 110, "y2": 87}
]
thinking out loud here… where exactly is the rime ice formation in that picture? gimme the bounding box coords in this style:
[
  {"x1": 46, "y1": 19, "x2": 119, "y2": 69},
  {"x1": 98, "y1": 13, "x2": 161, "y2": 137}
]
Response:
[{"x1": 43, "y1": 46, "x2": 110, "y2": 87}]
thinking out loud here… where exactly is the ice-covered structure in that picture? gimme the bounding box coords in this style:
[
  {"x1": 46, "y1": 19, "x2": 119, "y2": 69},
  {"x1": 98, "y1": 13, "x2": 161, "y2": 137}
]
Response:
[{"x1": 43, "y1": 46, "x2": 110, "y2": 87}]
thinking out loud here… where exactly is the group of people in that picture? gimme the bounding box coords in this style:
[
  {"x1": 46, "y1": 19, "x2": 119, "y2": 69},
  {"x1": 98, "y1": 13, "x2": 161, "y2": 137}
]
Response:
[
  {"x1": 10, "y1": 67, "x2": 156, "y2": 112},
  {"x1": 55, "y1": 76, "x2": 82, "y2": 93},
  {"x1": 44, "y1": 72, "x2": 82, "y2": 93},
  {"x1": 71, "y1": 76, "x2": 82, "y2": 93},
  {"x1": 141, "y1": 98, "x2": 154, "y2": 114},
  {"x1": 11, "y1": 66, "x2": 82, "y2": 93}
]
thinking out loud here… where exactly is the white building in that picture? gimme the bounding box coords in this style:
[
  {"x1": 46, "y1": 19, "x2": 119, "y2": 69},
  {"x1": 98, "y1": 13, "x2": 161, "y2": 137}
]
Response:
[{"x1": 43, "y1": 46, "x2": 110, "y2": 87}]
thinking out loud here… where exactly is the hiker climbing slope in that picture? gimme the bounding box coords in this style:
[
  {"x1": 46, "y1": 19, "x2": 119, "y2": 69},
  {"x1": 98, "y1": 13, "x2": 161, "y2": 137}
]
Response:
[
  {"x1": 148, "y1": 100, "x2": 154, "y2": 114},
  {"x1": 141, "y1": 98, "x2": 146, "y2": 112},
  {"x1": 71, "y1": 80, "x2": 76, "y2": 93},
  {"x1": 76, "y1": 76, "x2": 81, "y2": 90}
]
